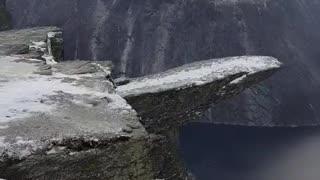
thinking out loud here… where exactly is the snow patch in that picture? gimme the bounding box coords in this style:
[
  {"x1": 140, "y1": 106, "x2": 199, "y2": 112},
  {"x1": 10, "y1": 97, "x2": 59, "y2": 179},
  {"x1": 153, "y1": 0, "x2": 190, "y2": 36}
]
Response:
[
  {"x1": 92, "y1": 62, "x2": 111, "y2": 76},
  {"x1": 47, "y1": 31, "x2": 60, "y2": 38},
  {"x1": 0, "y1": 74, "x2": 129, "y2": 122},
  {"x1": 43, "y1": 54, "x2": 57, "y2": 65},
  {"x1": 0, "y1": 136, "x2": 40, "y2": 160},
  {"x1": 0, "y1": 56, "x2": 37, "y2": 78},
  {"x1": 230, "y1": 74, "x2": 247, "y2": 84},
  {"x1": 29, "y1": 41, "x2": 46, "y2": 52},
  {"x1": 0, "y1": 56, "x2": 131, "y2": 122}
]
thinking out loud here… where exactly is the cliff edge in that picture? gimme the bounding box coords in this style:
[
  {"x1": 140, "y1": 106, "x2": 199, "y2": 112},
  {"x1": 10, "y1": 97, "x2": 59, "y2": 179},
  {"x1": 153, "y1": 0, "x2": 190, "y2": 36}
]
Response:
[{"x1": 0, "y1": 27, "x2": 281, "y2": 179}]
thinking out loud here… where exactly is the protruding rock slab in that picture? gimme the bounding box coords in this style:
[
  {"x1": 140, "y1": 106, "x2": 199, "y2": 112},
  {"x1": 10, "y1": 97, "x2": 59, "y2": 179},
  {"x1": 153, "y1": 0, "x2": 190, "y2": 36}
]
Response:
[
  {"x1": 0, "y1": 26, "x2": 282, "y2": 179},
  {"x1": 117, "y1": 56, "x2": 282, "y2": 132}
]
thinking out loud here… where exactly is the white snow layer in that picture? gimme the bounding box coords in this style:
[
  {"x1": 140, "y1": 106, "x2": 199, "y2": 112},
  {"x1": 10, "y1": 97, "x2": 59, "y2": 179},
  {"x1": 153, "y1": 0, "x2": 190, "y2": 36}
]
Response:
[
  {"x1": 117, "y1": 56, "x2": 281, "y2": 97},
  {"x1": 0, "y1": 136, "x2": 41, "y2": 160},
  {"x1": 0, "y1": 56, "x2": 130, "y2": 123},
  {"x1": 29, "y1": 41, "x2": 47, "y2": 52}
]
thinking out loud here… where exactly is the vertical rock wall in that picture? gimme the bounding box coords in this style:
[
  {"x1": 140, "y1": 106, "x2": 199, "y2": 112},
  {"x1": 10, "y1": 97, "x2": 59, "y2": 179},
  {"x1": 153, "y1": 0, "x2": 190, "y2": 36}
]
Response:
[
  {"x1": 0, "y1": 0, "x2": 10, "y2": 30},
  {"x1": 5, "y1": 0, "x2": 320, "y2": 126}
]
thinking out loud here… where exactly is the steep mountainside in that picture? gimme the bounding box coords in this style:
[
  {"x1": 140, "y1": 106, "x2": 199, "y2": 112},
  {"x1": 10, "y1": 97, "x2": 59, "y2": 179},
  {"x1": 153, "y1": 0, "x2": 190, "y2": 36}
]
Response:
[
  {"x1": 4, "y1": 0, "x2": 320, "y2": 126},
  {"x1": 0, "y1": 0, "x2": 10, "y2": 30}
]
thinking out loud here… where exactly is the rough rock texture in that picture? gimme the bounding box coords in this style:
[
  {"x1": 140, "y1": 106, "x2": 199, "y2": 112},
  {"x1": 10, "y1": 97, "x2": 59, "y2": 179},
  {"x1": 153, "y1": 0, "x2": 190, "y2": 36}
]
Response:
[
  {"x1": 0, "y1": 27, "x2": 280, "y2": 179},
  {"x1": 118, "y1": 56, "x2": 281, "y2": 132},
  {"x1": 4, "y1": 0, "x2": 320, "y2": 126},
  {"x1": 0, "y1": 27, "x2": 63, "y2": 62},
  {"x1": 0, "y1": 55, "x2": 190, "y2": 180},
  {"x1": 0, "y1": 55, "x2": 154, "y2": 179},
  {"x1": 47, "y1": 31, "x2": 64, "y2": 62},
  {"x1": 0, "y1": 28, "x2": 152, "y2": 180}
]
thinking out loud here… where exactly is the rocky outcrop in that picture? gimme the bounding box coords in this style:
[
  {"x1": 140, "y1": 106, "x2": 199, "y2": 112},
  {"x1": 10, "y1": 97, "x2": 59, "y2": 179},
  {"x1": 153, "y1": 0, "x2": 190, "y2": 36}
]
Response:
[
  {"x1": 4, "y1": 0, "x2": 320, "y2": 127},
  {"x1": 0, "y1": 27, "x2": 151, "y2": 179},
  {"x1": 118, "y1": 56, "x2": 281, "y2": 132},
  {"x1": 0, "y1": 27, "x2": 281, "y2": 179},
  {"x1": 0, "y1": 27, "x2": 63, "y2": 62}
]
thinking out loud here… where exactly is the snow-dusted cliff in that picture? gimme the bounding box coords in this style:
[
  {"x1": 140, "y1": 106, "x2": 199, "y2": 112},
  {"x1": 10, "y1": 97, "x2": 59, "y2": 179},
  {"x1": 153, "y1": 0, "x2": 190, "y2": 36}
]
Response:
[
  {"x1": 4, "y1": 0, "x2": 320, "y2": 127},
  {"x1": 0, "y1": 0, "x2": 10, "y2": 30},
  {"x1": 0, "y1": 27, "x2": 281, "y2": 179}
]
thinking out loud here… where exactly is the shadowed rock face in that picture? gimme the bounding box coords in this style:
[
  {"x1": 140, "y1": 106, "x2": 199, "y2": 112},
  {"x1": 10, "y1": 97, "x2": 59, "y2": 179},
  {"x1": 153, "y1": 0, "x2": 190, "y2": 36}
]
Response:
[
  {"x1": 4, "y1": 0, "x2": 320, "y2": 127},
  {"x1": 0, "y1": 0, "x2": 10, "y2": 30}
]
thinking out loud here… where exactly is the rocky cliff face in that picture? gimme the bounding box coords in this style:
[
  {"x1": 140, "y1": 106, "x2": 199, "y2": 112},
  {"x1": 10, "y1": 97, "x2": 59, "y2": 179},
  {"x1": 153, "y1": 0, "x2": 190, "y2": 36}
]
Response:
[
  {"x1": 4, "y1": 0, "x2": 320, "y2": 126},
  {"x1": 0, "y1": 27, "x2": 280, "y2": 179},
  {"x1": 0, "y1": 0, "x2": 10, "y2": 30}
]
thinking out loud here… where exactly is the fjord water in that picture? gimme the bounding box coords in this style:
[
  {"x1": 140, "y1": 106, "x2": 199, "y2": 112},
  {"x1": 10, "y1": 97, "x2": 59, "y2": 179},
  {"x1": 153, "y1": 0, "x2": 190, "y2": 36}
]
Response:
[{"x1": 179, "y1": 123, "x2": 320, "y2": 180}]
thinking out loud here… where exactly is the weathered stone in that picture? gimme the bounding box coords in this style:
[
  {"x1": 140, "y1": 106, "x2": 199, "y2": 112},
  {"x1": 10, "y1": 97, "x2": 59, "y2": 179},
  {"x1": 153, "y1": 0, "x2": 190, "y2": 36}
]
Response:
[
  {"x1": 68, "y1": 63, "x2": 98, "y2": 75},
  {"x1": 0, "y1": 27, "x2": 281, "y2": 179},
  {"x1": 38, "y1": 64, "x2": 52, "y2": 71},
  {"x1": 0, "y1": 56, "x2": 152, "y2": 180},
  {"x1": 23, "y1": 49, "x2": 44, "y2": 60},
  {"x1": 0, "y1": 27, "x2": 63, "y2": 65},
  {"x1": 13, "y1": 58, "x2": 44, "y2": 64},
  {"x1": 114, "y1": 77, "x2": 132, "y2": 86},
  {"x1": 5, "y1": 44, "x2": 29, "y2": 55},
  {"x1": 47, "y1": 31, "x2": 63, "y2": 62},
  {"x1": 5, "y1": 0, "x2": 320, "y2": 127},
  {"x1": 34, "y1": 69, "x2": 52, "y2": 76},
  {"x1": 118, "y1": 56, "x2": 282, "y2": 133}
]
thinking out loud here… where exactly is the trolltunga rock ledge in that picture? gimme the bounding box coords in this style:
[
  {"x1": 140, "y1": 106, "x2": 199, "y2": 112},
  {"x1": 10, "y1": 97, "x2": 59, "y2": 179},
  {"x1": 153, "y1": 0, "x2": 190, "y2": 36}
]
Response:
[
  {"x1": 118, "y1": 56, "x2": 282, "y2": 132},
  {"x1": 0, "y1": 27, "x2": 281, "y2": 179}
]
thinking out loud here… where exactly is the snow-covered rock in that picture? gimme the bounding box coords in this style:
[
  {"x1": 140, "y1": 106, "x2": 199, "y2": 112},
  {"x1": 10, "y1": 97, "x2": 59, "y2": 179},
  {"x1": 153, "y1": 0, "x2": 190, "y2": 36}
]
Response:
[
  {"x1": 0, "y1": 27, "x2": 63, "y2": 63},
  {"x1": 118, "y1": 56, "x2": 282, "y2": 132},
  {"x1": 0, "y1": 28, "x2": 150, "y2": 180},
  {"x1": 0, "y1": 27, "x2": 281, "y2": 179}
]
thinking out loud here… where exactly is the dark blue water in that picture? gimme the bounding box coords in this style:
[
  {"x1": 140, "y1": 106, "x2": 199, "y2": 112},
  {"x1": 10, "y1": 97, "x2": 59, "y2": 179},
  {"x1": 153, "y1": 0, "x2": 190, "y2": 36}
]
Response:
[{"x1": 179, "y1": 123, "x2": 320, "y2": 180}]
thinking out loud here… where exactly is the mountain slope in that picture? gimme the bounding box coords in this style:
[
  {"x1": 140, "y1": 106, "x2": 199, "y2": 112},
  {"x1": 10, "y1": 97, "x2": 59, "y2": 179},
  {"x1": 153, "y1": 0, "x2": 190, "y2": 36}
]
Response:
[{"x1": 5, "y1": 0, "x2": 320, "y2": 126}]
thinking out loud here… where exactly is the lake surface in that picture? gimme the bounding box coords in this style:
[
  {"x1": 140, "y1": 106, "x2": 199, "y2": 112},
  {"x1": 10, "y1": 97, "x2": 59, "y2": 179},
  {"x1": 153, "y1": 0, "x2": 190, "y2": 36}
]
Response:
[{"x1": 179, "y1": 123, "x2": 320, "y2": 180}]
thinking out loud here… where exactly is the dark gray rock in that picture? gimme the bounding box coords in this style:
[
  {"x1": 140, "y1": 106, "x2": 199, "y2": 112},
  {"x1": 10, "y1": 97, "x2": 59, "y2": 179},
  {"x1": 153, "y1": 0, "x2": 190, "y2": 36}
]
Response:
[
  {"x1": 0, "y1": 0, "x2": 10, "y2": 31},
  {"x1": 5, "y1": 44, "x2": 29, "y2": 55},
  {"x1": 68, "y1": 62, "x2": 98, "y2": 75},
  {"x1": 38, "y1": 64, "x2": 52, "y2": 71},
  {"x1": 118, "y1": 56, "x2": 282, "y2": 132},
  {"x1": 0, "y1": 27, "x2": 63, "y2": 66},
  {"x1": 114, "y1": 77, "x2": 132, "y2": 86},
  {"x1": 34, "y1": 69, "x2": 52, "y2": 76},
  {"x1": 48, "y1": 31, "x2": 64, "y2": 61},
  {"x1": 0, "y1": 26, "x2": 280, "y2": 179},
  {"x1": 23, "y1": 49, "x2": 45, "y2": 60}
]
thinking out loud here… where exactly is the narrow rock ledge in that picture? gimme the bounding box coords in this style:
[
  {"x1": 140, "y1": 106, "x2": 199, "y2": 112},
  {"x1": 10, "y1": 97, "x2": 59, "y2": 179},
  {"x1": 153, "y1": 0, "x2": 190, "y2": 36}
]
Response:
[{"x1": 117, "y1": 56, "x2": 282, "y2": 132}]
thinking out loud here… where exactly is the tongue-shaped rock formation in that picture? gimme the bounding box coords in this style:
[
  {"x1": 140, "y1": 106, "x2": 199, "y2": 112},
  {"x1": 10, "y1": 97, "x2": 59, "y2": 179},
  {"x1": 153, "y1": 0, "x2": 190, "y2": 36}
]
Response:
[
  {"x1": 0, "y1": 27, "x2": 281, "y2": 179},
  {"x1": 118, "y1": 56, "x2": 281, "y2": 132}
]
